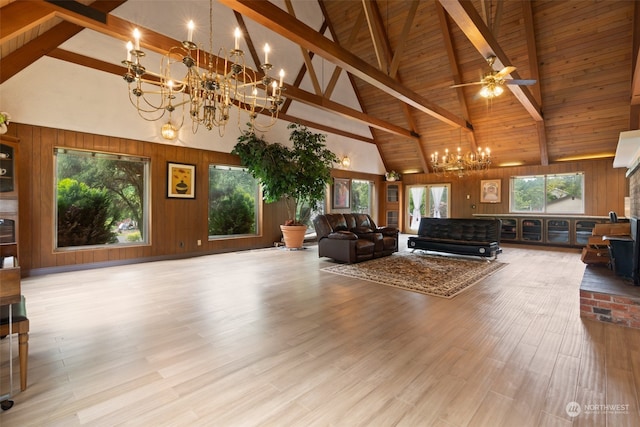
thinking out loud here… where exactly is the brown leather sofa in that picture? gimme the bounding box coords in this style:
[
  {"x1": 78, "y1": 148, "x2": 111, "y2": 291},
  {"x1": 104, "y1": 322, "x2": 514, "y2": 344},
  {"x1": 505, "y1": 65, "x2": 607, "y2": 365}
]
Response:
[{"x1": 313, "y1": 213, "x2": 399, "y2": 263}]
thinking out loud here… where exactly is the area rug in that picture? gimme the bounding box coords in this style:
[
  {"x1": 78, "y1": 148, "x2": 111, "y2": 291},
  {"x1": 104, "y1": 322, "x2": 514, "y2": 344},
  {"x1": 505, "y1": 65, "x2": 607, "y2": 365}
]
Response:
[{"x1": 321, "y1": 251, "x2": 507, "y2": 298}]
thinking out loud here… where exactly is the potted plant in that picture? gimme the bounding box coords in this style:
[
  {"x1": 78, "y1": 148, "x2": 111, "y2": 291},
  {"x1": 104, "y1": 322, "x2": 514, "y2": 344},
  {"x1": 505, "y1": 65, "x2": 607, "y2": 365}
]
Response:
[
  {"x1": 385, "y1": 170, "x2": 401, "y2": 181},
  {"x1": 0, "y1": 112, "x2": 11, "y2": 135},
  {"x1": 232, "y1": 123, "x2": 338, "y2": 248}
]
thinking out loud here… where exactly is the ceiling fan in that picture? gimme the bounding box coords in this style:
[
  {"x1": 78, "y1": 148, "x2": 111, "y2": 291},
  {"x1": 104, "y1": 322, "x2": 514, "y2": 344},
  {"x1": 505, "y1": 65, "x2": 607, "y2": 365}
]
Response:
[{"x1": 450, "y1": 56, "x2": 536, "y2": 98}]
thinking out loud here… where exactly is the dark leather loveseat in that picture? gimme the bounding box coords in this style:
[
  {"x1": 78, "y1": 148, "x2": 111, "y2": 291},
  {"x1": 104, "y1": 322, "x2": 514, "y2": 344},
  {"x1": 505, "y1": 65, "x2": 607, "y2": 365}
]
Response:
[
  {"x1": 313, "y1": 213, "x2": 399, "y2": 263},
  {"x1": 408, "y1": 217, "x2": 502, "y2": 259}
]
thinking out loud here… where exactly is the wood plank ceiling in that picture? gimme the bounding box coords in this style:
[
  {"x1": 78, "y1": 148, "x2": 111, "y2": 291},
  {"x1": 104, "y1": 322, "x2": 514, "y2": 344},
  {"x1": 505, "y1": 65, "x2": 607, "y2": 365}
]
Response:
[{"x1": 1, "y1": 0, "x2": 638, "y2": 174}]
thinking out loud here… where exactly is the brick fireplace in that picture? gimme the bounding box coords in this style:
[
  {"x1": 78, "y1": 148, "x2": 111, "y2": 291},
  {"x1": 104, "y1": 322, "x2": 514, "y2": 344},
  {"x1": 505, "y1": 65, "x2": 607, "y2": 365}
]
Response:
[{"x1": 579, "y1": 149, "x2": 640, "y2": 329}]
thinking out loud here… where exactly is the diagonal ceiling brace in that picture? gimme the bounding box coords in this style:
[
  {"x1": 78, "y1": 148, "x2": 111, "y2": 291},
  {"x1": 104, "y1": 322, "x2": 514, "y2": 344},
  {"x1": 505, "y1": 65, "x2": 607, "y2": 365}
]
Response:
[
  {"x1": 218, "y1": 0, "x2": 471, "y2": 132},
  {"x1": 439, "y1": 0, "x2": 543, "y2": 122}
]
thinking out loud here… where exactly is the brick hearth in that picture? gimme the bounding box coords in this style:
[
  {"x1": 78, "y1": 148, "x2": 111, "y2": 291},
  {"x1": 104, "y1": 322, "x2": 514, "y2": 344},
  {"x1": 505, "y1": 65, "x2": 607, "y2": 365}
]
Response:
[{"x1": 580, "y1": 265, "x2": 640, "y2": 329}]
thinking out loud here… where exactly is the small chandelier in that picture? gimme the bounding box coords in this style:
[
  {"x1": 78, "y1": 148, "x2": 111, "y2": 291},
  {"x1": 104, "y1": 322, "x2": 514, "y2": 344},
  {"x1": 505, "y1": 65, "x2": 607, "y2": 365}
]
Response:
[
  {"x1": 121, "y1": 0, "x2": 285, "y2": 136},
  {"x1": 430, "y1": 145, "x2": 491, "y2": 177}
]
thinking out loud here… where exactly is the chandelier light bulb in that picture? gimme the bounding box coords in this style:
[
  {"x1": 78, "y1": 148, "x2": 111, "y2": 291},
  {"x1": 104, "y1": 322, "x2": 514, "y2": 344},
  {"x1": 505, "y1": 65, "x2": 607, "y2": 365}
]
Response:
[
  {"x1": 234, "y1": 27, "x2": 241, "y2": 50},
  {"x1": 133, "y1": 28, "x2": 140, "y2": 51},
  {"x1": 264, "y1": 43, "x2": 270, "y2": 64},
  {"x1": 187, "y1": 20, "x2": 194, "y2": 43},
  {"x1": 126, "y1": 41, "x2": 133, "y2": 62}
]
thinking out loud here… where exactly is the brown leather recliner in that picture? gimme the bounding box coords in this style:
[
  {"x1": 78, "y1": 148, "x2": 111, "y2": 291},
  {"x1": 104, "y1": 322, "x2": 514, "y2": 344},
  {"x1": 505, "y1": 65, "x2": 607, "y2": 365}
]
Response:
[{"x1": 313, "y1": 213, "x2": 399, "y2": 263}]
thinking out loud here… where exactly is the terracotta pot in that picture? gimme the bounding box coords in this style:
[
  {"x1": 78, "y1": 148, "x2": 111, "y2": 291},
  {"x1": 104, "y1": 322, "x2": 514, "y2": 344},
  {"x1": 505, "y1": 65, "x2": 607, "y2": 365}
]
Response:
[{"x1": 280, "y1": 224, "x2": 307, "y2": 249}]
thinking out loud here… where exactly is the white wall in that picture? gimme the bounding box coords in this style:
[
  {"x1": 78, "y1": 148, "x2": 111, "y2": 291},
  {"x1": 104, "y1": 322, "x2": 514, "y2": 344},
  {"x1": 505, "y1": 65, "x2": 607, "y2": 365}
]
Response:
[{"x1": 0, "y1": 16, "x2": 386, "y2": 175}]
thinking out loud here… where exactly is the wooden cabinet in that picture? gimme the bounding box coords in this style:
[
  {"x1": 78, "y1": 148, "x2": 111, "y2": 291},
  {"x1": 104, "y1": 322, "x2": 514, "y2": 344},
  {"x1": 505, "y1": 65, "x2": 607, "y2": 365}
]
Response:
[
  {"x1": 500, "y1": 218, "x2": 518, "y2": 241},
  {"x1": 546, "y1": 219, "x2": 570, "y2": 245},
  {"x1": 476, "y1": 214, "x2": 609, "y2": 247},
  {"x1": 522, "y1": 219, "x2": 542, "y2": 242},
  {"x1": 382, "y1": 182, "x2": 403, "y2": 231},
  {"x1": 0, "y1": 137, "x2": 20, "y2": 305}
]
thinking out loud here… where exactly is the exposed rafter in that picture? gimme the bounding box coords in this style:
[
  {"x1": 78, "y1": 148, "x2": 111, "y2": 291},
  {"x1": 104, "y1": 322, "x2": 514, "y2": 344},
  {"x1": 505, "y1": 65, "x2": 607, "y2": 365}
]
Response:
[
  {"x1": 521, "y1": 0, "x2": 548, "y2": 165},
  {"x1": 284, "y1": 0, "x2": 323, "y2": 96},
  {"x1": 631, "y1": 0, "x2": 640, "y2": 129},
  {"x1": 436, "y1": 1, "x2": 477, "y2": 154},
  {"x1": 48, "y1": 47, "x2": 376, "y2": 144},
  {"x1": 2, "y1": 1, "x2": 127, "y2": 84},
  {"x1": 218, "y1": 0, "x2": 471, "y2": 132},
  {"x1": 17, "y1": 0, "x2": 416, "y2": 141},
  {"x1": 439, "y1": 0, "x2": 543, "y2": 122},
  {"x1": 361, "y1": 0, "x2": 431, "y2": 173}
]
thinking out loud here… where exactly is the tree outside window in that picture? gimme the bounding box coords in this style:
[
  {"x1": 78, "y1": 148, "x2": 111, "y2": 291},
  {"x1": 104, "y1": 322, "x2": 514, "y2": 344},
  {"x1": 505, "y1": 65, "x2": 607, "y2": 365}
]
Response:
[
  {"x1": 510, "y1": 173, "x2": 584, "y2": 213},
  {"x1": 208, "y1": 165, "x2": 259, "y2": 237},
  {"x1": 55, "y1": 149, "x2": 149, "y2": 248},
  {"x1": 351, "y1": 179, "x2": 373, "y2": 214}
]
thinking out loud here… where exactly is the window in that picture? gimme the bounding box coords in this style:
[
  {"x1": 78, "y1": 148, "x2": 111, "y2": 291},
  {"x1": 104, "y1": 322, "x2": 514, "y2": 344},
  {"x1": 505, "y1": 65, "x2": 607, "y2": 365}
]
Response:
[
  {"x1": 407, "y1": 184, "x2": 450, "y2": 231},
  {"x1": 55, "y1": 148, "x2": 150, "y2": 249},
  {"x1": 208, "y1": 165, "x2": 260, "y2": 238},
  {"x1": 510, "y1": 172, "x2": 584, "y2": 213},
  {"x1": 351, "y1": 179, "x2": 374, "y2": 214}
]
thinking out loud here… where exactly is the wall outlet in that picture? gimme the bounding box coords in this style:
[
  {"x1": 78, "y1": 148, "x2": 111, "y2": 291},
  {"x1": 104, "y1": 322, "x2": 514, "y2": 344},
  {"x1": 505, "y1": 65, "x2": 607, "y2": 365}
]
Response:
[{"x1": 197, "y1": 239, "x2": 202, "y2": 246}]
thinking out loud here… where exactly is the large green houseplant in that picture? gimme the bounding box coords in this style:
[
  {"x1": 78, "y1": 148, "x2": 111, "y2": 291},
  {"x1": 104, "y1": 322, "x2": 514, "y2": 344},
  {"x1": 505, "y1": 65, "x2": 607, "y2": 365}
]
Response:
[{"x1": 232, "y1": 123, "x2": 338, "y2": 247}]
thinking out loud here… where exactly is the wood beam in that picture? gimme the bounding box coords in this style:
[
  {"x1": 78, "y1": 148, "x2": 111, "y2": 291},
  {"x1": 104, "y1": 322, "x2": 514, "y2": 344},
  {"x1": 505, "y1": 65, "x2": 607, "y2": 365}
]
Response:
[
  {"x1": 389, "y1": 1, "x2": 418, "y2": 79},
  {"x1": 284, "y1": 85, "x2": 418, "y2": 140},
  {"x1": 321, "y1": 5, "x2": 365, "y2": 100},
  {"x1": 361, "y1": 0, "x2": 430, "y2": 173},
  {"x1": 631, "y1": 0, "x2": 640, "y2": 108},
  {"x1": 218, "y1": 0, "x2": 470, "y2": 131},
  {"x1": 47, "y1": 48, "x2": 376, "y2": 144},
  {"x1": 0, "y1": 1, "x2": 57, "y2": 44},
  {"x1": 522, "y1": 0, "x2": 548, "y2": 166},
  {"x1": 34, "y1": 0, "x2": 416, "y2": 140},
  {"x1": 284, "y1": 0, "x2": 322, "y2": 96},
  {"x1": 0, "y1": 1, "x2": 127, "y2": 84},
  {"x1": 361, "y1": 0, "x2": 388, "y2": 72},
  {"x1": 439, "y1": 0, "x2": 543, "y2": 122},
  {"x1": 436, "y1": 2, "x2": 477, "y2": 153}
]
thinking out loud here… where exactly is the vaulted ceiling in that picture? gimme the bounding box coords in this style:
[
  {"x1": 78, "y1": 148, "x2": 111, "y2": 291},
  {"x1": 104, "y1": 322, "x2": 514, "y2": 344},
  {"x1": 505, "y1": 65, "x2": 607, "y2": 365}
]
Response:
[{"x1": 1, "y1": 0, "x2": 638, "y2": 175}]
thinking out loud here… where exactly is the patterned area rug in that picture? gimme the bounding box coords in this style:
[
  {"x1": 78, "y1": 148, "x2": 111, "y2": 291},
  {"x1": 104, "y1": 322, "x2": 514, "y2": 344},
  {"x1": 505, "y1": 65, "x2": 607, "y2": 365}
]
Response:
[{"x1": 321, "y1": 251, "x2": 507, "y2": 298}]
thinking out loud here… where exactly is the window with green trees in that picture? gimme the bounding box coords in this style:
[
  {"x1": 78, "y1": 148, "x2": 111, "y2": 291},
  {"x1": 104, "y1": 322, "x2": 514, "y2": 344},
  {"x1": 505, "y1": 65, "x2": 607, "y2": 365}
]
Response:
[
  {"x1": 351, "y1": 179, "x2": 373, "y2": 214},
  {"x1": 510, "y1": 172, "x2": 584, "y2": 213},
  {"x1": 208, "y1": 165, "x2": 259, "y2": 237},
  {"x1": 55, "y1": 148, "x2": 149, "y2": 249}
]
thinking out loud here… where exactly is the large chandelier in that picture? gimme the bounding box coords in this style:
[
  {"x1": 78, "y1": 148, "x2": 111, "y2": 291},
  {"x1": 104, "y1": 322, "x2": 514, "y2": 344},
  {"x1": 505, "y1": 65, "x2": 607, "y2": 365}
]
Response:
[
  {"x1": 430, "y1": 145, "x2": 491, "y2": 177},
  {"x1": 122, "y1": 0, "x2": 285, "y2": 138}
]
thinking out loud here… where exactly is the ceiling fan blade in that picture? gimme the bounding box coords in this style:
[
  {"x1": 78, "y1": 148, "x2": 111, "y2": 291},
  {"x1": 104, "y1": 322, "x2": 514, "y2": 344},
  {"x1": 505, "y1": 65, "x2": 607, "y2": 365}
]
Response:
[
  {"x1": 450, "y1": 82, "x2": 483, "y2": 88},
  {"x1": 494, "y1": 66, "x2": 516, "y2": 79},
  {"x1": 504, "y1": 79, "x2": 537, "y2": 86}
]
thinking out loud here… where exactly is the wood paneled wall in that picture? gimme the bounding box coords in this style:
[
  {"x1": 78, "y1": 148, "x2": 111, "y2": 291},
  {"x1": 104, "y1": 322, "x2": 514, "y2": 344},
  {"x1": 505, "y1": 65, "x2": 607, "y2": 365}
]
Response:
[
  {"x1": 5, "y1": 122, "x2": 628, "y2": 274},
  {"x1": 9, "y1": 123, "x2": 296, "y2": 275},
  {"x1": 391, "y1": 159, "x2": 628, "y2": 231}
]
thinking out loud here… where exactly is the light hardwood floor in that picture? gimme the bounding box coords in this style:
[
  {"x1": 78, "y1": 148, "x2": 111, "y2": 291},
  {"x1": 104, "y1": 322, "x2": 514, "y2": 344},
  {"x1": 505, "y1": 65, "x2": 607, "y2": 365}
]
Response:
[{"x1": 1, "y1": 240, "x2": 639, "y2": 426}]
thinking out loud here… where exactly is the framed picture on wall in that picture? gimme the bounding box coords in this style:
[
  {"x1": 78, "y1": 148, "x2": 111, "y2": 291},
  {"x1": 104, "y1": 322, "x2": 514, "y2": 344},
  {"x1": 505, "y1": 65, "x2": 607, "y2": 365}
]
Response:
[
  {"x1": 332, "y1": 178, "x2": 351, "y2": 209},
  {"x1": 480, "y1": 179, "x2": 501, "y2": 203},
  {"x1": 167, "y1": 162, "x2": 196, "y2": 199}
]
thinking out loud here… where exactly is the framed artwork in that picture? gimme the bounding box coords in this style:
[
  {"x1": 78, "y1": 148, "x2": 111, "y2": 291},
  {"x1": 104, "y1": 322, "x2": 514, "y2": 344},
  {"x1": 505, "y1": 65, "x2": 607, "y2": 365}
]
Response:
[
  {"x1": 332, "y1": 178, "x2": 351, "y2": 209},
  {"x1": 167, "y1": 162, "x2": 196, "y2": 199},
  {"x1": 481, "y1": 179, "x2": 501, "y2": 203}
]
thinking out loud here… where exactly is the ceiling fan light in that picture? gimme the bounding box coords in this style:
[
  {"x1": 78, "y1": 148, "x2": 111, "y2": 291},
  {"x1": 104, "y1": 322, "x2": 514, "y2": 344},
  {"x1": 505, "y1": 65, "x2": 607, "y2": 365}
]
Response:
[{"x1": 480, "y1": 84, "x2": 504, "y2": 99}]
